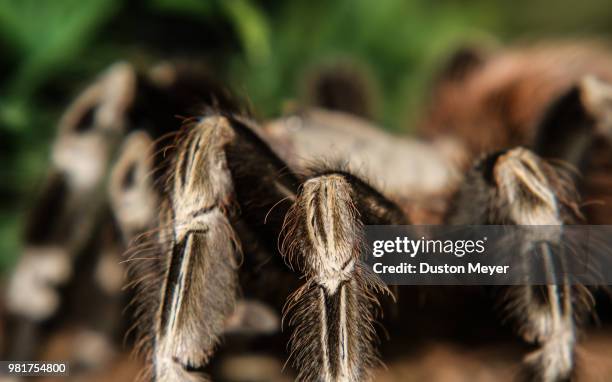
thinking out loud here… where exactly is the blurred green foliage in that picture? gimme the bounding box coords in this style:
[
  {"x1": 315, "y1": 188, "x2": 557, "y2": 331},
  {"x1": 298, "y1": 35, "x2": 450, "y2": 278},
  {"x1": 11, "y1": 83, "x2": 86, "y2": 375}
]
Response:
[
  {"x1": 229, "y1": 0, "x2": 499, "y2": 129},
  {"x1": 0, "y1": 0, "x2": 117, "y2": 128},
  {"x1": 1, "y1": 0, "x2": 612, "y2": 271}
]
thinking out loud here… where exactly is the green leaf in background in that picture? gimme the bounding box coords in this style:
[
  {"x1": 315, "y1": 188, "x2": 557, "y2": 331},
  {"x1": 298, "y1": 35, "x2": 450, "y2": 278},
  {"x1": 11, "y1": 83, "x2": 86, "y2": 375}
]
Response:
[
  {"x1": 0, "y1": 0, "x2": 120, "y2": 130},
  {"x1": 221, "y1": 0, "x2": 270, "y2": 65},
  {"x1": 0, "y1": 214, "x2": 21, "y2": 270}
]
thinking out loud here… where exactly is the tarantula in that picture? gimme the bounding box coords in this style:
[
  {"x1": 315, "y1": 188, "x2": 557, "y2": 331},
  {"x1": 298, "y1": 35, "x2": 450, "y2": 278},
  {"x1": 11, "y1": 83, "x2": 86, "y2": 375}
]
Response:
[
  {"x1": 124, "y1": 90, "x2": 605, "y2": 381},
  {"x1": 6, "y1": 45, "x2": 612, "y2": 381}
]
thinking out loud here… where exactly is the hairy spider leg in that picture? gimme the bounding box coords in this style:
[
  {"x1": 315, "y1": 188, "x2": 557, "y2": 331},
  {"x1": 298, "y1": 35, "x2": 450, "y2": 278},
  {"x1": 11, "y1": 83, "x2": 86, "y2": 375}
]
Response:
[
  {"x1": 281, "y1": 170, "x2": 407, "y2": 382},
  {"x1": 447, "y1": 148, "x2": 592, "y2": 382}
]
